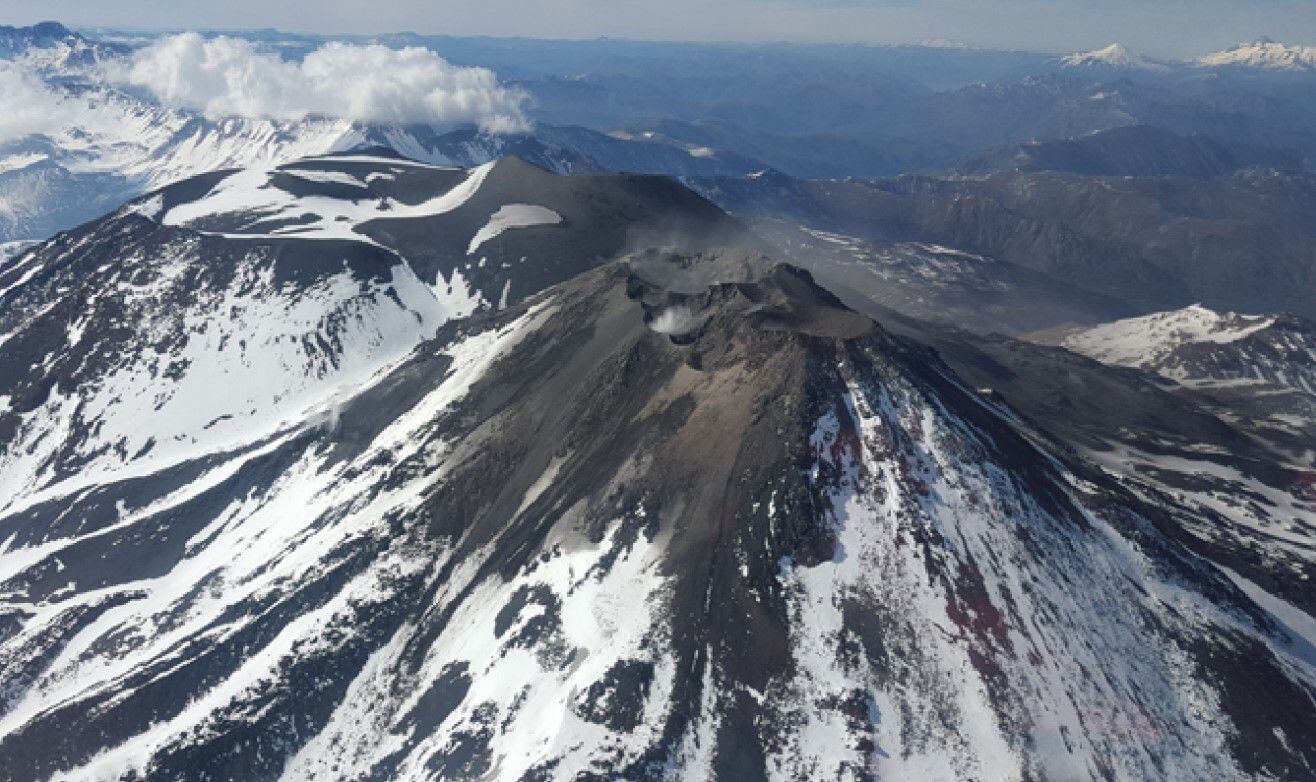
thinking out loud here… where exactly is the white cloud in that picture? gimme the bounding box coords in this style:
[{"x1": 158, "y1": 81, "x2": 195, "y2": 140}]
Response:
[
  {"x1": 107, "y1": 33, "x2": 528, "y2": 132},
  {"x1": 0, "y1": 61, "x2": 81, "y2": 143}
]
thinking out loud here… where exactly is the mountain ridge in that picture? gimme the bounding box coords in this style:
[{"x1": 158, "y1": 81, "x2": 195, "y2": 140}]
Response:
[
  {"x1": 0, "y1": 19, "x2": 1315, "y2": 779},
  {"x1": 1198, "y1": 39, "x2": 1316, "y2": 71},
  {"x1": 0, "y1": 152, "x2": 747, "y2": 506},
  {"x1": 0, "y1": 151, "x2": 1314, "y2": 780}
]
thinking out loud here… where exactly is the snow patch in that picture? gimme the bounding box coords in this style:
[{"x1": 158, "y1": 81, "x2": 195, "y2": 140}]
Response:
[
  {"x1": 466, "y1": 203, "x2": 562, "y2": 255},
  {"x1": 163, "y1": 161, "x2": 496, "y2": 245}
]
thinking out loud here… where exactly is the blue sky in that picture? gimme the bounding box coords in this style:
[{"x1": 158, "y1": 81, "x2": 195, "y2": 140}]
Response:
[{"x1": 3, "y1": 0, "x2": 1314, "y2": 57}]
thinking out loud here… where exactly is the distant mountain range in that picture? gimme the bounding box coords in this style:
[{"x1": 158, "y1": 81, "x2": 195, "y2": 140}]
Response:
[
  {"x1": 1061, "y1": 39, "x2": 1316, "y2": 73},
  {"x1": 0, "y1": 20, "x2": 124, "y2": 65},
  {"x1": 4, "y1": 22, "x2": 1316, "y2": 246},
  {"x1": 1197, "y1": 38, "x2": 1316, "y2": 71},
  {"x1": 5, "y1": 21, "x2": 1315, "y2": 333},
  {"x1": 960, "y1": 124, "x2": 1304, "y2": 178}
]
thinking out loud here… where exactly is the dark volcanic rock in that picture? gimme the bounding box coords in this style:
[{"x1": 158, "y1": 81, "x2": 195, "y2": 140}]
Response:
[{"x1": 0, "y1": 155, "x2": 1313, "y2": 781}]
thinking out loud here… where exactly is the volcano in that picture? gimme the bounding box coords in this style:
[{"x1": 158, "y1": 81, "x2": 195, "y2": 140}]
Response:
[{"x1": 0, "y1": 155, "x2": 1313, "y2": 782}]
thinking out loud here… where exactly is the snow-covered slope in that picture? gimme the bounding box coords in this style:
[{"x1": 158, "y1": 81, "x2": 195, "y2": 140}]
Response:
[
  {"x1": 0, "y1": 158, "x2": 1314, "y2": 779},
  {"x1": 0, "y1": 99, "x2": 364, "y2": 242},
  {"x1": 0, "y1": 151, "x2": 738, "y2": 509},
  {"x1": 1062, "y1": 304, "x2": 1316, "y2": 454},
  {"x1": 1065, "y1": 304, "x2": 1271, "y2": 374},
  {"x1": 1063, "y1": 304, "x2": 1316, "y2": 393},
  {"x1": 1, "y1": 249, "x2": 1315, "y2": 780},
  {"x1": 0, "y1": 83, "x2": 762, "y2": 245},
  {"x1": 0, "y1": 20, "x2": 124, "y2": 68},
  {"x1": 0, "y1": 23, "x2": 774, "y2": 245},
  {"x1": 0, "y1": 80, "x2": 568, "y2": 245},
  {"x1": 0, "y1": 23, "x2": 576, "y2": 244},
  {"x1": 1198, "y1": 39, "x2": 1316, "y2": 71}
]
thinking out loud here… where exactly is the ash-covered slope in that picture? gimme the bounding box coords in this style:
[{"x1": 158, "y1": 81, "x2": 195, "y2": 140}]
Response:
[
  {"x1": 1, "y1": 212, "x2": 1315, "y2": 781},
  {"x1": 0, "y1": 151, "x2": 742, "y2": 508},
  {"x1": 691, "y1": 165, "x2": 1316, "y2": 322},
  {"x1": 741, "y1": 219, "x2": 1131, "y2": 336}
]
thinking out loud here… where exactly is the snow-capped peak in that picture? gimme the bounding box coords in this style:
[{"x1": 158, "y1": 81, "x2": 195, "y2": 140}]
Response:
[
  {"x1": 0, "y1": 20, "x2": 123, "y2": 70},
  {"x1": 1063, "y1": 303, "x2": 1275, "y2": 367},
  {"x1": 1062, "y1": 43, "x2": 1163, "y2": 70},
  {"x1": 1197, "y1": 38, "x2": 1316, "y2": 71}
]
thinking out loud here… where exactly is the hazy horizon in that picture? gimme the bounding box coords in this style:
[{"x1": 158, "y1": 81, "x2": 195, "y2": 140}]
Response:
[{"x1": 5, "y1": 0, "x2": 1315, "y2": 59}]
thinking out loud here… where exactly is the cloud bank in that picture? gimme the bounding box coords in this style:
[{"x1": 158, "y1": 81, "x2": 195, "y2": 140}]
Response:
[
  {"x1": 0, "y1": 61, "x2": 80, "y2": 143},
  {"x1": 108, "y1": 33, "x2": 528, "y2": 132}
]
